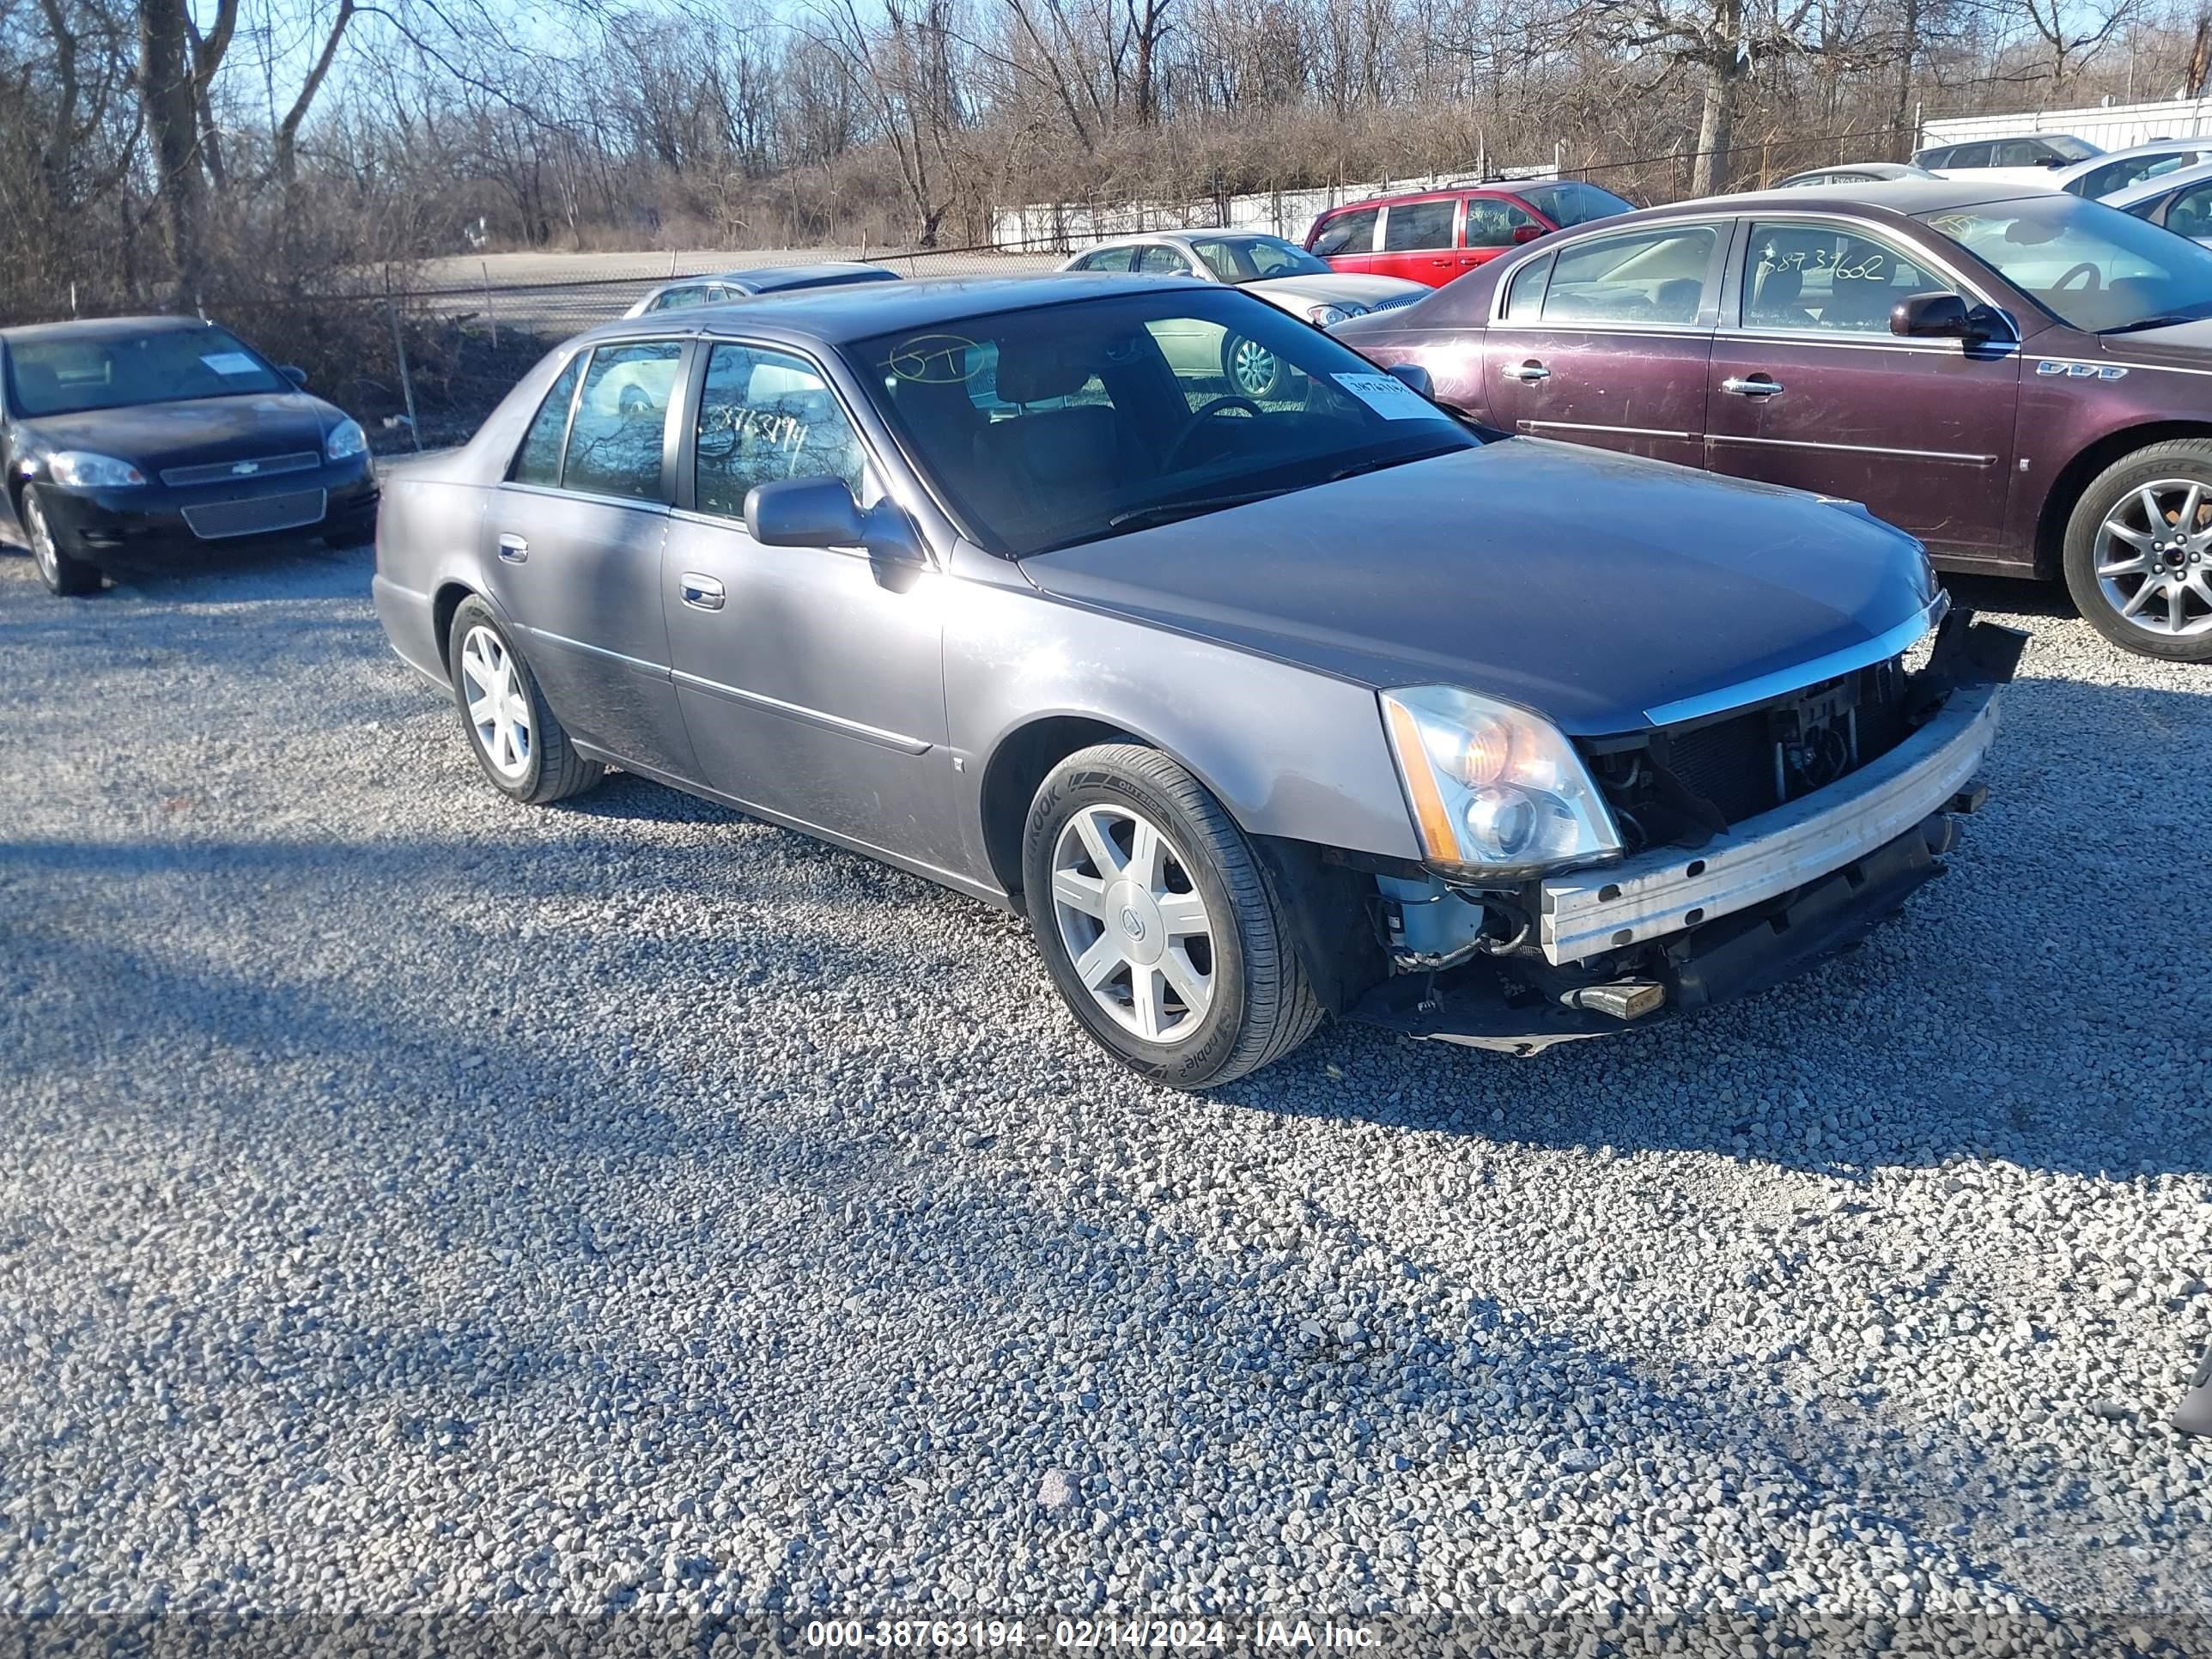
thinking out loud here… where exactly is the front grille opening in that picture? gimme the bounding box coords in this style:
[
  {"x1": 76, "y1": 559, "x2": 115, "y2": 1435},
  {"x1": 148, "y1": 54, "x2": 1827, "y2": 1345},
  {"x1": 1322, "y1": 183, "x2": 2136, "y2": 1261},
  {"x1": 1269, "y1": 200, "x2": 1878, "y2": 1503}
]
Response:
[{"x1": 1586, "y1": 657, "x2": 1911, "y2": 853}]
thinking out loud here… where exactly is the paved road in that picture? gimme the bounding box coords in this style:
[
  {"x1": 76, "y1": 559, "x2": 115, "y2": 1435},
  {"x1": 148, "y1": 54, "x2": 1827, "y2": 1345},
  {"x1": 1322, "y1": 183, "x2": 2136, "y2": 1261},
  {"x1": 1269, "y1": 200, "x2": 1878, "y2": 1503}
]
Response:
[{"x1": 1, "y1": 541, "x2": 2207, "y2": 1651}]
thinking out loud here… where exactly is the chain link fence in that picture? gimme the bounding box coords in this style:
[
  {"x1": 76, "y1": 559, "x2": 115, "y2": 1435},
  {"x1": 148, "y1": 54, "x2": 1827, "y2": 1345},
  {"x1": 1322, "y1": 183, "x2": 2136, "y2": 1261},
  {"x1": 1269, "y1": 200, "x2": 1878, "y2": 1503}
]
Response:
[
  {"x1": 197, "y1": 117, "x2": 1928, "y2": 454},
  {"x1": 198, "y1": 240, "x2": 1066, "y2": 454}
]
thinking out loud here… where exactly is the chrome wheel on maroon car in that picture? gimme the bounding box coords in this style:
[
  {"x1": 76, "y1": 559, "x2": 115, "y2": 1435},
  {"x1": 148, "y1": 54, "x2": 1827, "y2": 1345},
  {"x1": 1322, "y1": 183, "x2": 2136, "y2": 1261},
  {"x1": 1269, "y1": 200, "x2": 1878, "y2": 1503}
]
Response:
[{"x1": 2093, "y1": 478, "x2": 2212, "y2": 640}]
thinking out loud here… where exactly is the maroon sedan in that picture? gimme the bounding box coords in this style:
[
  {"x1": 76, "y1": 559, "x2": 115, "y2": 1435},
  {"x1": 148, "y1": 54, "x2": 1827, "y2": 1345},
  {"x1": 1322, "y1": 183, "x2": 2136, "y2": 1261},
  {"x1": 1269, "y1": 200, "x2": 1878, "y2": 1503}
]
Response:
[{"x1": 1334, "y1": 179, "x2": 2212, "y2": 660}]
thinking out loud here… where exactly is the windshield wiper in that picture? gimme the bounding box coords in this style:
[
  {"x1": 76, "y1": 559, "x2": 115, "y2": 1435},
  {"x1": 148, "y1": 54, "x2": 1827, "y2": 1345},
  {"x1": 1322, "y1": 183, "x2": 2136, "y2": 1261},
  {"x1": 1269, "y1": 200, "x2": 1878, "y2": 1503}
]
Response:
[
  {"x1": 1323, "y1": 447, "x2": 1454, "y2": 484},
  {"x1": 1104, "y1": 488, "x2": 1293, "y2": 532},
  {"x1": 2100, "y1": 313, "x2": 2204, "y2": 335}
]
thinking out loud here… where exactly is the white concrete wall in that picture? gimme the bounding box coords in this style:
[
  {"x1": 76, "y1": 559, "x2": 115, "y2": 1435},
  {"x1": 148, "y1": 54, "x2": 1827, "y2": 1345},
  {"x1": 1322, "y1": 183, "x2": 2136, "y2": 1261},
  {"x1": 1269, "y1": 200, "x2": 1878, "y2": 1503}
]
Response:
[
  {"x1": 1919, "y1": 97, "x2": 2212, "y2": 154},
  {"x1": 990, "y1": 164, "x2": 1559, "y2": 250}
]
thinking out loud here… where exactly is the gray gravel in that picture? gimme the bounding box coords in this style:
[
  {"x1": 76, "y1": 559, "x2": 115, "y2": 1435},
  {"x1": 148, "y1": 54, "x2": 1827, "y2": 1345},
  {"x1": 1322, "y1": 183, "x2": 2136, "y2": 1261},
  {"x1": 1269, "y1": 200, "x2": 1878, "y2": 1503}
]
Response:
[{"x1": 1, "y1": 541, "x2": 2208, "y2": 1652}]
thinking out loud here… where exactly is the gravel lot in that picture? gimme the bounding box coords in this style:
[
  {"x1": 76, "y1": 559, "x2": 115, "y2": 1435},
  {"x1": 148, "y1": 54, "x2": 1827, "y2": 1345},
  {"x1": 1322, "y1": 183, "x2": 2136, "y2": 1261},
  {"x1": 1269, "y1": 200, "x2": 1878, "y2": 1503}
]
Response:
[{"x1": 1, "y1": 537, "x2": 2207, "y2": 1653}]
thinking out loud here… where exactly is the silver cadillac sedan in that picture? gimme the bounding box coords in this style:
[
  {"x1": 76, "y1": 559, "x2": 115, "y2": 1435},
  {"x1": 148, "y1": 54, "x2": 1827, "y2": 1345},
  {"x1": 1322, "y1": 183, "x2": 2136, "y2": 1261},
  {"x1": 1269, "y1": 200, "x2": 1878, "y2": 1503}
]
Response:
[{"x1": 373, "y1": 274, "x2": 2019, "y2": 1090}]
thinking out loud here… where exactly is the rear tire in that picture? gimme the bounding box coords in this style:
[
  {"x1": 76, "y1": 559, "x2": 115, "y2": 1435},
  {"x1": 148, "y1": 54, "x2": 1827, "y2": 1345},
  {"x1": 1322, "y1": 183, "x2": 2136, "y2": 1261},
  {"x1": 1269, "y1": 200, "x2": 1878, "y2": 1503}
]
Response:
[
  {"x1": 444, "y1": 596, "x2": 603, "y2": 805},
  {"x1": 22, "y1": 487, "x2": 100, "y2": 597},
  {"x1": 2062, "y1": 441, "x2": 2212, "y2": 662},
  {"x1": 1023, "y1": 743, "x2": 1322, "y2": 1090}
]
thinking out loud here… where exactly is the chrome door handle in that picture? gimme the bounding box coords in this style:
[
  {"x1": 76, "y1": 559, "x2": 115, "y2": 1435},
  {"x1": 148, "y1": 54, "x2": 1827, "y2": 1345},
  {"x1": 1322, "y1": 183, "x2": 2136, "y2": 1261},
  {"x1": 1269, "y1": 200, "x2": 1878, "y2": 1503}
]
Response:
[
  {"x1": 1721, "y1": 375, "x2": 1784, "y2": 397},
  {"x1": 1502, "y1": 361, "x2": 1551, "y2": 383},
  {"x1": 679, "y1": 573, "x2": 725, "y2": 611},
  {"x1": 497, "y1": 533, "x2": 529, "y2": 563}
]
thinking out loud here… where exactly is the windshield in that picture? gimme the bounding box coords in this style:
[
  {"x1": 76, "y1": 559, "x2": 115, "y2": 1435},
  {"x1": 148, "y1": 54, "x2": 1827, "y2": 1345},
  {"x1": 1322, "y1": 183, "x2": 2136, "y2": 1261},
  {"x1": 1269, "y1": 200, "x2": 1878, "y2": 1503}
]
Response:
[
  {"x1": 5, "y1": 325, "x2": 287, "y2": 417},
  {"x1": 1188, "y1": 235, "x2": 1332, "y2": 283},
  {"x1": 1919, "y1": 194, "x2": 2212, "y2": 331},
  {"x1": 1518, "y1": 181, "x2": 1635, "y2": 228},
  {"x1": 852, "y1": 290, "x2": 1475, "y2": 556}
]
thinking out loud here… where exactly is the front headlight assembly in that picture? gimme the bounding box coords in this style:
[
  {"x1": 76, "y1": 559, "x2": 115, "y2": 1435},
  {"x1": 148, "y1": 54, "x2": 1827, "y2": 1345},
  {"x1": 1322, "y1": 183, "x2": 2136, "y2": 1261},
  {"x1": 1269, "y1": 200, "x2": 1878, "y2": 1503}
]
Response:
[
  {"x1": 325, "y1": 418, "x2": 368, "y2": 461},
  {"x1": 45, "y1": 452, "x2": 147, "y2": 488},
  {"x1": 1308, "y1": 302, "x2": 1351, "y2": 325},
  {"x1": 1380, "y1": 685, "x2": 1622, "y2": 880}
]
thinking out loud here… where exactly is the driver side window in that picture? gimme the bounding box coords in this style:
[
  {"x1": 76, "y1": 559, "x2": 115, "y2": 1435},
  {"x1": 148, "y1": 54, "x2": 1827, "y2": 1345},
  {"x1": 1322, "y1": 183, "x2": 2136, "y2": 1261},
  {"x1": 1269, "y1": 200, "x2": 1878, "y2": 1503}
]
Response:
[
  {"x1": 1742, "y1": 222, "x2": 1936, "y2": 335},
  {"x1": 693, "y1": 343, "x2": 874, "y2": 522}
]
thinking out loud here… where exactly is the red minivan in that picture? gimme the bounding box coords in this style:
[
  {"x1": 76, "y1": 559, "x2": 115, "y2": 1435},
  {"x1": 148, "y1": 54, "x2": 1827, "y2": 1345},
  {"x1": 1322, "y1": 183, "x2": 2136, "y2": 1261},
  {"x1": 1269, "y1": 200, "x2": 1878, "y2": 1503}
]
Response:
[{"x1": 1306, "y1": 179, "x2": 1636, "y2": 287}]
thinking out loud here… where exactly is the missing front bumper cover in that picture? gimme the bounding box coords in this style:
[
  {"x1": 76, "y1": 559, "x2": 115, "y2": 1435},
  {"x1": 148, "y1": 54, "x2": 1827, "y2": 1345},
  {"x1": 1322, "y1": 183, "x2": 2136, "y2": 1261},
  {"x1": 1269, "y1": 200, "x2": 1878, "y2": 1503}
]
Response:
[{"x1": 1351, "y1": 811, "x2": 1951, "y2": 1053}]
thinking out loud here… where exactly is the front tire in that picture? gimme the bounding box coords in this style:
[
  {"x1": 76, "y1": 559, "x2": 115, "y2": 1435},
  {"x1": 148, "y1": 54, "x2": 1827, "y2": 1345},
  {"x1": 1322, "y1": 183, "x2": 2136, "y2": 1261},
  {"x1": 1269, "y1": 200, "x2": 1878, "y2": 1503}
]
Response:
[
  {"x1": 444, "y1": 597, "x2": 603, "y2": 805},
  {"x1": 21, "y1": 487, "x2": 100, "y2": 597},
  {"x1": 2062, "y1": 441, "x2": 2212, "y2": 661},
  {"x1": 1023, "y1": 744, "x2": 1322, "y2": 1090}
]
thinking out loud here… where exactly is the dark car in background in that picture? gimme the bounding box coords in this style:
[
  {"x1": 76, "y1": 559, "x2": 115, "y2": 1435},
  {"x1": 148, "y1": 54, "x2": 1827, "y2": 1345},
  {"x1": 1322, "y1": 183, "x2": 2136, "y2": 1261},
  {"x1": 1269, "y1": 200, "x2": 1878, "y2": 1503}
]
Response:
[
  {"x1": 623, "y1": 262, "x2": 902, "y2": 318},
  {"x1": 1336, "y1": 180, "x2": 2212, "y2": 659},
  {"x1": 2, "y1": 315, "x2": 378, "y2": 596},
  {"x1": 1305, "y1": 179, "x2": 1634, "y2": 287},
  {"x1": 372, "y1": 275, "x2": 2011, "y2": 1090}
]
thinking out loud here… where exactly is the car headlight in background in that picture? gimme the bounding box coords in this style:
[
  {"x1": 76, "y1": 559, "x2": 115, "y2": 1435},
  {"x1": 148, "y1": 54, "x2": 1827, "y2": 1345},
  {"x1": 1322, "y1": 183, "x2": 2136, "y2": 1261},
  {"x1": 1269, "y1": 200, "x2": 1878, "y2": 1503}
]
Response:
[
  {"x1": 45, "y1": 452, "x2": 147, "y2": 488},
  {"x1": 1380, "y1": 685, "x2": 1623, "y2": 879},
  {"x1": 1308, "y1": 302, "x2": 1350, "y2": 325},
  {"x1": 325, "y1": 419, "x2": 368, "y2": 462}
]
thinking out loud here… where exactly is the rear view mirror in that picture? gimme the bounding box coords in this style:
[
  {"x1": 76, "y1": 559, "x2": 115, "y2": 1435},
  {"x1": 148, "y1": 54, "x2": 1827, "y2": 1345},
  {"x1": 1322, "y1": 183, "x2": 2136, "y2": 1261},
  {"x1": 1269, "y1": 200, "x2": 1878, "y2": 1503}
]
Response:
[
  {"x1": 1890, "y1": 290, "x2": 1977, "y2": 340},
  {"x1": 1386, "y1": 363, "x2": 1435, "y2": 398},
  {"x1": 1511, "y1": 225, "x2": 1543, "y2": 245},
  {"x1": 745, "y1": 477, "x2": 865, "y2": 547},
  {"x1": 281, "y1": 365, "x2": 308, "y2": 386}
]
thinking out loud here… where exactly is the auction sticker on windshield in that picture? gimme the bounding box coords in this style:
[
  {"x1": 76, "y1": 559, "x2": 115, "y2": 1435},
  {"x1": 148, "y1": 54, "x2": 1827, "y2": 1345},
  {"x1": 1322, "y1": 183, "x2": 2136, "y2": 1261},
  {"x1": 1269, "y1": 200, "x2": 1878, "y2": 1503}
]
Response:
[
  {"x1": 1333, "y1": 371, "x2": 1446, "y2": 420},
  {"x1": 201, "y1": 352, "x2": 263, "y2": 376}
]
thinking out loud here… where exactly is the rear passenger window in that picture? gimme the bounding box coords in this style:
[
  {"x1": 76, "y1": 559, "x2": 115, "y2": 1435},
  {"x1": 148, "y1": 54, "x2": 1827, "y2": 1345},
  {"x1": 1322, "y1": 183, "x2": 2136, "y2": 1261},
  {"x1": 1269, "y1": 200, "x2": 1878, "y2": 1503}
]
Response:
[
  {"x1": 1383, "y1": 200, "x2": 1455, "y2": 252},
  {"x1": 1502, "y1": 255, "x2": 1553, "y2": 319},
  {"x1": 694, "y1": 343, "x2": 872, "y2": 520},
  {"x1": 563, "y1": 341, "x2": 682, "y2": 501},
  {"x1": 1134, "y1": 245, "x2": 1190, "y2": 275},
  {"x1": 1541, "y1": 224, "x2": 1717, "y2": 326},
  {"x1": 1310, "y1": 208, "x2": 1377, "y2": 258},
  {"x1": 510, "y1": 354, "x2": 582, "y2": 487}
]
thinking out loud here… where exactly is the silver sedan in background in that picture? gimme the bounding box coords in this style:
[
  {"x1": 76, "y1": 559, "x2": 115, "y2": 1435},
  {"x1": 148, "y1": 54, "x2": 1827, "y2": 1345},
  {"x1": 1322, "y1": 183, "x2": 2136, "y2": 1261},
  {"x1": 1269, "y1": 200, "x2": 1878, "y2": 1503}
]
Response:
[{"x1": 1058, "y1": 232, "x2": 1426, "y2": 396}]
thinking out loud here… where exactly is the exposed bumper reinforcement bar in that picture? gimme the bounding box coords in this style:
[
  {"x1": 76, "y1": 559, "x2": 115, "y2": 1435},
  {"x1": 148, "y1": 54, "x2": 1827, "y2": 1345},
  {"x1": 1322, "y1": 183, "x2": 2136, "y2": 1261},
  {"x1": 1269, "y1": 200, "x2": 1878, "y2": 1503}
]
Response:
[{"x1": 1537, "y1": 678, "x2": 2002, "y2": 968}]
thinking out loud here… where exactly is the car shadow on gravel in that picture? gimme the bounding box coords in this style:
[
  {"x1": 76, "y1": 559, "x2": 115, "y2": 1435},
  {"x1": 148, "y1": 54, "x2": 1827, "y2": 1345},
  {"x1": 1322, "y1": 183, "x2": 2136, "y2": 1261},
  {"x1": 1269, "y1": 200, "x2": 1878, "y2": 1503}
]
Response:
[{"x1": 1215, "y1": 671, "x2": 2212, "y2": 1184}]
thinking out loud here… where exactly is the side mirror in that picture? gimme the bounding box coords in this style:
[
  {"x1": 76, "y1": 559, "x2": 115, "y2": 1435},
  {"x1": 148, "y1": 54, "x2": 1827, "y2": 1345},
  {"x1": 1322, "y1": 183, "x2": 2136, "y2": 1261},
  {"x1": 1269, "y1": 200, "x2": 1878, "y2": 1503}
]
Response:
[
  {"x1": 1385, "y1": 362, "x2": 1435, "y2": 398},
  {"x1": 744, "y1": 476, "x2": 927, "y2": 572},
  {"x1": 280, "y1": 364, "x2": 308, "y2": 386},
  {"x1": 745, "y1": 476, "x2": 865, "y2": 547},
  {"x1": 1890, "y1": 290, "x2": 1979, "y2": 341},
  {"x1": 1510, "y1": 224, "x2": 1543, "y2": 245}
]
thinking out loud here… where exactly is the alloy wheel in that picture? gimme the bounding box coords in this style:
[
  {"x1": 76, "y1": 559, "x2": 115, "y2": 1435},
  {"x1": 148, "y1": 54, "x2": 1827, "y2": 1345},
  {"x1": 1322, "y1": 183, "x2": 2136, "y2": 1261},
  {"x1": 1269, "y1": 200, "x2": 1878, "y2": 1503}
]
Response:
[
  {"x1": 1049, "y1": 804, "x2": 1216, "y2": 1045},
  {"x1": 2094, "y1": 478, "x2": 2212, "y2": 638},
  {"x1": 459, "y1": 625, "x2": 533, "y2": 781}
]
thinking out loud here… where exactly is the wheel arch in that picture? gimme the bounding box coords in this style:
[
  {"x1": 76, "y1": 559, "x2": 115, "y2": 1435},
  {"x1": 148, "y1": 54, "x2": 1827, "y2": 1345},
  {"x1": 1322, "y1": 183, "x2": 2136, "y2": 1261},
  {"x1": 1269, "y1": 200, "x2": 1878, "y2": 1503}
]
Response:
[
  {"x1": 430, "y1": 580, "x2": 480, "y2": 679},
  {"x1": 975, "y1": 712, "x2": 1389, "y2": 1015},
  {"x1": 2038, "y1": 420, "x2": 2212, "y2": 575}
]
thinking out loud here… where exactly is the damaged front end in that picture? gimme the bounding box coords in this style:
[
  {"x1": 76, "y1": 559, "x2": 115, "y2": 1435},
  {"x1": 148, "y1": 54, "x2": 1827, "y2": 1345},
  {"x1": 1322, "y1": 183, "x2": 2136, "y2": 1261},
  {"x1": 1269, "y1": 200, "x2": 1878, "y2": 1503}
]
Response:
[{"x1": 1351, "y1": 607, "x2": 2025, "y2": 1054}]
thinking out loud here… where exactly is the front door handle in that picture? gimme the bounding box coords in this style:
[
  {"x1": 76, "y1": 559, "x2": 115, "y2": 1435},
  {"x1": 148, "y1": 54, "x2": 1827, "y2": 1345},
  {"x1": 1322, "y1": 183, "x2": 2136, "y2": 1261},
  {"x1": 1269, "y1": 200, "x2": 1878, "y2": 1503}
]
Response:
[
  {"x1": 1721, "y1": 374, "x2": 1784, "y2": 397},
  {"x1": 1502, "y1": 360, "x2": 1551, "y2": 383},
  {"x1": 680, "y1": 572, "x2": 725, "y2": 611},
  {"x1": 497, "y1": 533, "x2": 529, "y2": 563}
]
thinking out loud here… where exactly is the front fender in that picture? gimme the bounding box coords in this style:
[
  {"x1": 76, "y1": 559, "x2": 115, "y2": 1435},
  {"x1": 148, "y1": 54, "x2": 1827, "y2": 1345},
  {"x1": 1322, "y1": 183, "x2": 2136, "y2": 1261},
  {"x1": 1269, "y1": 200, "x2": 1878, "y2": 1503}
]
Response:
[{"x1": 945, "y1": 556, "x2": 1424, "y2": 880}]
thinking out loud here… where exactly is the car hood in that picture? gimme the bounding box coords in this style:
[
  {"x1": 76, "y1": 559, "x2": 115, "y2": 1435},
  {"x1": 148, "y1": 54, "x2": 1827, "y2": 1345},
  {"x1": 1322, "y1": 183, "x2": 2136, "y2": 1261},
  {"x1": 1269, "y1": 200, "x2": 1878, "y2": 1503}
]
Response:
[
  {"x1": 1247, "y1": 273, "x2": 1428, "y2": 309},
  {"x1": 2094, "y1": 317, "x2": 2212, "y2": 363},
  {"x1": 18, "y1": 392, "x2": 338, "y2": 471},
  {"x1": 1021, "y1": 441, "x2": 1937, "y2": 734}
]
